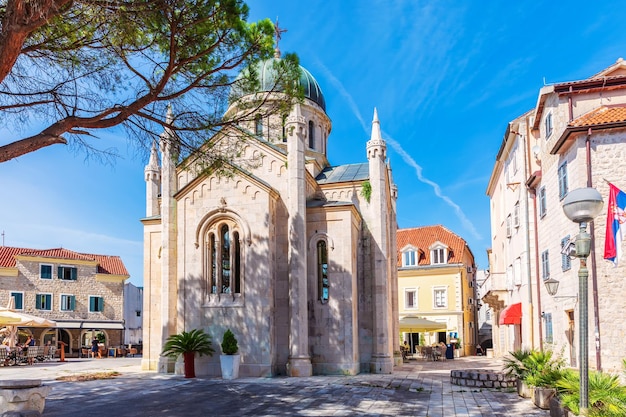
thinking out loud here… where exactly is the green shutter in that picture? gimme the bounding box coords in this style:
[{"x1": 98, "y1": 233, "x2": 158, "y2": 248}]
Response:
[
  {"x1": 71, "y1": 267, "x2": 77, "y2": 280},
  {"x1": 57, "y1": 266, "x2": 62, "y2": 279},
  {"x1": 90, "y1": 297, "x2": 95, "y2": 311},
  {"x1": 99, "y1": 297, "x2": 104, "y2": 312},
  {"x1": 70, "y1": 296, "x2": 76, "y2": 311}
]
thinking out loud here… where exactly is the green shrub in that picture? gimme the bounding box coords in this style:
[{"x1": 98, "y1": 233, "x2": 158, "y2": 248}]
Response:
[{"x1": 221, "y1": 329, "x2": 238, "y2": 355}]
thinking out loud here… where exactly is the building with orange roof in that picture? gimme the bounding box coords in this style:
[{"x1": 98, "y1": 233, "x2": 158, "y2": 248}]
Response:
[
  {"x1": 486, "y1": 58, "x2": 626, "y2": 374},
  {"x1": 397, "y1": 225, "x2": 477, "y2": 356},
  {"x1": 0, "y1": 246, "x2": 129, "y2": 356}
]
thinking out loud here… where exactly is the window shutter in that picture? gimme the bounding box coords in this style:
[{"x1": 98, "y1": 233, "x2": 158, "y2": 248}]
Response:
[
  {"x1": 57, "y1": 266, "x2": 62, "y2": 279},
  {"x1": 71, "y1": 268, "x2": 77, "y2": 280},
  {"x1": 99, "y1": 297, "x2": 104, "y2": 311},
  {"x1": 70, "y1": 296, "x2": 76, "y2": 311},
  {"x1": 90, "y1": 297, "x2": 95, "y2": 311}
]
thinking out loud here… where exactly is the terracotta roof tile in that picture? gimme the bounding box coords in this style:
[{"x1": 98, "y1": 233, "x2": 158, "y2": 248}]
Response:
[
  {"x1": 0, "y1": 247, "x2": 30, "y2": 268},
  {"x1": 90, "y1": 254, "x2": 129, "y2": 275},
  {"x1": 570, "y1": 106, "x2": 626, "y2": 127},
  {"x1": 18, "y1": 248, "x2": 95, "y2": 261},
  {"x1": 0, "y1": 246, "x2": 129, "y2": 276},
  {"x1": 397, "y1": 225, "x2": 471, "y2": 266}
]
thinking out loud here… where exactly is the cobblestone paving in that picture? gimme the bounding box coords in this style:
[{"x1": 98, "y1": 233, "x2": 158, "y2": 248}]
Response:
[{"x1": 2, "y1": 356, "x2": 550, "y2": 416}]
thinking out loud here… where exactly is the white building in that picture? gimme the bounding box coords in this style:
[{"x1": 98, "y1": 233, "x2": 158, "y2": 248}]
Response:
[
  {"x1": 123, "y1": 282, "x2": 143, "y2": 345},
  {"x1": 486, "y1": 58, "x2": 626, "y2": 373},
  {"x1": 141, "y1": 56, "x2": 399, "y2": 377}
]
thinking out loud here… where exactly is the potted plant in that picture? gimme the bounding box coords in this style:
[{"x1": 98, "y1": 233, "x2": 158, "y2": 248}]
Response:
[
  {"x1": 161, "y1": 328, "x2": 214, "y2": 378},
  {"x1": 220, "y1": 329, "x2": 241, "y2": 380},
  {"x1": 524, "y1": 350, "x2": 563, "y2": 409},
  {"x1": 556, "y1": 369, "x2": 626, "y2": 417},
  {"x1": 503, "y1": 349, "x2": 532, "y2": 398}
]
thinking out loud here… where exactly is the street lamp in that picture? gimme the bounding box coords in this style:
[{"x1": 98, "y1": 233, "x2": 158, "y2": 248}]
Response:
[
  {"x1": 544, "y1": 277, "x2": 560, "y2": 297},
  {"x1": 561, "y1": 187, "x2": 603, "y2": 415},
  {"x1": 544, "y1": 277, "x2": 578, "y2": 300}
]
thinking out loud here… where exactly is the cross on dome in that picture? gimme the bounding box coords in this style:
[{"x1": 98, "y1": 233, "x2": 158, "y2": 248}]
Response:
[{"x1": 274, "y1": 17, "x2": 287, "y2": 58}]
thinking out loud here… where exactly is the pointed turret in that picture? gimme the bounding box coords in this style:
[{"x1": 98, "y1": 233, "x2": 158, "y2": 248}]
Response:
[
  {"x1": 367, "y1": 107, "x2": 386, "y2": 160},
  {"x1": 144, "y1": 140, "x2": 161, "y2": 217},
  {"x1": 366, "y1": 107, "x2": 393, "y2": 374}
]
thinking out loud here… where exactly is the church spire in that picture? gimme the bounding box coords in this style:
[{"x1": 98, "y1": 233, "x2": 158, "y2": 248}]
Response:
[
  {"x1": 147, "y1": 140, "x2": 159, "y2": 171},
  {"x1": 370, "y1": 107, "x2": 382, "y2": 142},
  {"x1": 367, "y1": 107, "x2": 386, "y2": 160},
  {"x1": 144, "y1": 139, "x2": 161, "y2": 217}
]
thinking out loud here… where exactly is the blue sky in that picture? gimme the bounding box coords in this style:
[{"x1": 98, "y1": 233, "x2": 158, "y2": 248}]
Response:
[{"x1": 2, "y1": 1, "x2": 626, "y2": 287}]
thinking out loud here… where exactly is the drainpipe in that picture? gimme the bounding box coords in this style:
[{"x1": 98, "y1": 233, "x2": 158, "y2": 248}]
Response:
[
  {"x1": 521, "y1": 126, "x2": 535, "y2": 349},
  {"x1": 585, "y1": 128, "x2": 602, "y2": 371}
]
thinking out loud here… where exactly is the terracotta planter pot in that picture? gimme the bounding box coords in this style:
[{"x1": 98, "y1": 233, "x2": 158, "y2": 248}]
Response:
[{"x1": 183, "y1": 351, "x2": 196, "y2": 378}]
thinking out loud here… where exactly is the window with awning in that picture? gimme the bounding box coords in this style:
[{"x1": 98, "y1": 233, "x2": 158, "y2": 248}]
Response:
[{"x1": 499, "y1": 302, "x2": 522, "y2": 325}]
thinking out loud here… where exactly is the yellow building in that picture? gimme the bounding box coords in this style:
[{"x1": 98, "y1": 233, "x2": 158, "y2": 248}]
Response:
[{"x1": 397, "y1": 225, "x2": 477, "y2": 356}]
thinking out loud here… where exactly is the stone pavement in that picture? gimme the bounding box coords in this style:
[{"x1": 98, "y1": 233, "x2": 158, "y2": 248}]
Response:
[{"x1": 1, "y1": 356, "x2": 550, "y2": 416}]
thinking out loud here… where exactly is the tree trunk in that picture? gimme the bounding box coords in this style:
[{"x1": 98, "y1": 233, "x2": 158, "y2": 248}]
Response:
[{"x1": 183, "y1": 352, "x2": 195, "y2": 378}]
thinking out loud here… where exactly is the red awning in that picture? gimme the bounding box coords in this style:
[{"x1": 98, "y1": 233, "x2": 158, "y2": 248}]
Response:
[{"x1": 499, "y1": 303, "x2": 522, "y2": 325}]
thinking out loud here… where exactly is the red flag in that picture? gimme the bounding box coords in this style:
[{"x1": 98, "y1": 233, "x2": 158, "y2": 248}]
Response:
[{"x1": 604, "y1": 183, "x2": 626, "y2": 265}]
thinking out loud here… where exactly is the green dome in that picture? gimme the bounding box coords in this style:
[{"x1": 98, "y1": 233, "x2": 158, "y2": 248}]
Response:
[{"x1": 232, "y1": 58, "x2": 326, "y2": 111}]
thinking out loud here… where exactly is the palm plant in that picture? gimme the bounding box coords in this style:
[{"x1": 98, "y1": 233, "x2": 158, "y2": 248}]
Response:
[
  {"x1": 502, "y1": 349, "x2": 532, "y2": 380},
  {"x1": 524, "y1": 350, "x2": 564, "y2": 388},
  {"x1": 557, "y1": 369, "x2": 626, "y2": 417},
  {"x1": 162, "y1": 328, "x2": 215, "y2": 378}
]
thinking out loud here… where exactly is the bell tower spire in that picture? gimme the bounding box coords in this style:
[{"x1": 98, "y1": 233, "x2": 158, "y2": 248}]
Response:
[{"x1": 144, "y1": 140, "x2": 161, "y2": 217}]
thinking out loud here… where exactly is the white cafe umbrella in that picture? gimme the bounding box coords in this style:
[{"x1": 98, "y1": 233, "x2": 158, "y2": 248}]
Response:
[
  {"x1": 0, "y1": 299, "x2": 56, "y2": 347},
  {"x1": 399, "y1": 316, "x2": 447, "y2": 333}
]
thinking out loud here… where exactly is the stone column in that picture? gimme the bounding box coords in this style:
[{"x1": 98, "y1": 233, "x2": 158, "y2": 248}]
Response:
[
  {"x1": 367, "y1": 108, "x2": 393, "y2": 374},
  {"x1": 286, "y1": 104, "x2": 312, "y2": 377}
]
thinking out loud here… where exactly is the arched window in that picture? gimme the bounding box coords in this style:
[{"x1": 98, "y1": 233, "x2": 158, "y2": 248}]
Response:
[
  {"x1": 220, "y1": 224, "x2": 230, "y2": 292},
  {"x1": 255, "y1": 115, "x2": 263, "y2": 136},
  {"x1": 308, "y1": 120, "x2": 315, "y2": 149},
  {"x1": 317, "y1": 240, "x2": 329, "y2": 303},
  {"x1": 205, "y1": 219, "x2": 241, "y2": 295}
]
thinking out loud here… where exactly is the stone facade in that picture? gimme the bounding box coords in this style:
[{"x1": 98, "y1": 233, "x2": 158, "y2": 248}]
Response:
[
  {"x1": 141, "y1": 58, "x2": 398, "y2": 377},
  {"x1": 0, "y1": 247, "x2": 128, "y2": 355},
  {"x1": 486, "y1": 58, "x2": 626, "y2": 373},
  {"x1": 397, "y1": 226, "x2": 477, "y2": 356}
]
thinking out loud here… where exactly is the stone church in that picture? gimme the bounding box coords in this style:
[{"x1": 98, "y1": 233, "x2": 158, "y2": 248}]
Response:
[{"x1": 141, "y1": 54, "x2": 399, "y2": 377}]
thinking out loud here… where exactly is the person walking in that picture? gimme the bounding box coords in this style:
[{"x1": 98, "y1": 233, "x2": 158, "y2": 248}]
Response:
[{"x1": 91, "y1": 337, "x2": 101, "y2": 359}]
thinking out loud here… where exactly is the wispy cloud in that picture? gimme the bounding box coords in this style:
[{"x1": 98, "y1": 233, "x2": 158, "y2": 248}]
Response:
[{"x1": 316, "y1": 62, "x2": 481, "y2": 240}]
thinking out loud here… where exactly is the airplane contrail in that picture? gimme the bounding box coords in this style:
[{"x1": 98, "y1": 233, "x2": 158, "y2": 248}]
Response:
[{"x1": 316, "y1": 60, "x2": 481, "y2": 240}]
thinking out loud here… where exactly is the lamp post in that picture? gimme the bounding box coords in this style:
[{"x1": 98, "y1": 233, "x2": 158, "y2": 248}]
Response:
[{"x1": 561, "y1": 187, "x2": 603, "y2": 415}]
